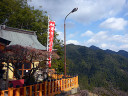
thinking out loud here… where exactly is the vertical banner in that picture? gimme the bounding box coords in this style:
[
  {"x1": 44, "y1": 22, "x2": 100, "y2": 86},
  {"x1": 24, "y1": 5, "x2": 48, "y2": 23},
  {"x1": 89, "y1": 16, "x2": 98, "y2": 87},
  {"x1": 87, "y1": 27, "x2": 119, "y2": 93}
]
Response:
[{"x1": 48, "y1": 21, "x2": 55, "y2": 67}]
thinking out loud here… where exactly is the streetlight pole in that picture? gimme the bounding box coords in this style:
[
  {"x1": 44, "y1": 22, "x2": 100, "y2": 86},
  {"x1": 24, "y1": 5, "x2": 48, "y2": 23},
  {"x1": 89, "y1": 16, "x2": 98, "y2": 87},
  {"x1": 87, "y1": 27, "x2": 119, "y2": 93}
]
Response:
[{"x1": 64, "y1": 8, "x2": 78, "y2": 77}]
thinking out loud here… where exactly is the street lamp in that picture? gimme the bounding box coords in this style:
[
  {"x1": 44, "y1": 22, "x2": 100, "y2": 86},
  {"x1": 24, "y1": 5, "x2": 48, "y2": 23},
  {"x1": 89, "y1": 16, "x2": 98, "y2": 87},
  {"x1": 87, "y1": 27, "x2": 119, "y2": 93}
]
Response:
[{"x1": 64, "y1": 8, "x2": 78, "y2": 77}]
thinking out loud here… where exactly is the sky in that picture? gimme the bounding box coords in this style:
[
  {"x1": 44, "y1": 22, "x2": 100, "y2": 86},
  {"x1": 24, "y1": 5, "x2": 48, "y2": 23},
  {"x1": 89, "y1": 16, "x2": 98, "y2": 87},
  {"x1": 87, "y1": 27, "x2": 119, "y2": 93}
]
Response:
[{"x1": 28, "y1": 0, "x2": 128, "y2": 52}]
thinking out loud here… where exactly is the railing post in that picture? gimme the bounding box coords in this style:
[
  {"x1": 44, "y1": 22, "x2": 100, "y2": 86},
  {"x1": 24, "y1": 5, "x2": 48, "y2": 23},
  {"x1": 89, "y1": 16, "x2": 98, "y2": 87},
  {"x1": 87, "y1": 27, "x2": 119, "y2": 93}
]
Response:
[
  {"x1": 39, "y1": 82, "x2": 42, "y2": 96},
  {"x1": 54, "y1": 79, "x2": 57, "y2": 94},
  {"x1": 48, "y1": 80, "x2": 51, "y2": 96},
  {"x1": 59, "y1": 78, "x2": 62, "y2": 92},
  {"x1": 71, "y1": 77, "x2": 73, "y2": 88},
  {"x1": 8, "y1": 83, "x2": 13, "y2": 96},
  {"x1": 76, "y1": 75, "x2": 78, "y2": 87},
  {"x1": 65, "y1": 77, "x2": 67, "y2": 89},
  {"x1": 0, "y1": 91, "x2": 4, "y2": 96},
  {"x1": 15, "y1": 85, "x2": 20, "y2": 96},
  {"x1": 56, "y1": 79, "x2": 58, "y2": 94},
  {"x1": 74, "y1": 76, "x2": 76, "y2": 87},
  {"x1": 61, "y1": 78, "x2": 64, "y2": 91},
  {"x1": 75, "y1": 75, "x2": 77, "y2": 88},
  {"x1": 34, "y1": 83, "x2": 37, "y2": 96},
  {"x1": 43, "y1": 80, "x2": 47, "y2": 96},
  {"x1": 67, "y1": 78, "x2": 69, "y2": 88},
  {"x1": 77, "y1": 75, "x2": 78, "y2": 87},
  {"x1": 69, "y1": 77, "x2": 71, "y2": 90},
  {"x1": 63, "y1": 78, "x2": 65, "y2": 91},
  {"x1": 29, "y1": 85, "x2": 32, "y2": 96},
  {"x1": 51, "y1": 79, "x2": 54, "y2": 95},
  {"x1": 23, "y1": 84, "x2": 26, "y2": 96},
  {"x1": 73, "y1": 76, "x2": 75, "y2": 88}
]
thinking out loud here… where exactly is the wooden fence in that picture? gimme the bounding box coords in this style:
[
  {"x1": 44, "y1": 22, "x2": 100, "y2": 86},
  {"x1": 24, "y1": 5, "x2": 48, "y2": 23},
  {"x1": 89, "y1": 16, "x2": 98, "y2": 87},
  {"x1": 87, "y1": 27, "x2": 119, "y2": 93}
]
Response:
[{"x1": 0, "y1": 75, "x2": 78, "y2": 96}]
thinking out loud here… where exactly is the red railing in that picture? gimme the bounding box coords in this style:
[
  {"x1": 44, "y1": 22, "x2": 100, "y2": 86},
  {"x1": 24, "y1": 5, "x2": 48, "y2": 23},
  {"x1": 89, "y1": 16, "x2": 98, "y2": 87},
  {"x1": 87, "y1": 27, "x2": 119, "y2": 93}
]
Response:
[{"x1": 0, "y1": 75, "x2": 78, "y2": 96}]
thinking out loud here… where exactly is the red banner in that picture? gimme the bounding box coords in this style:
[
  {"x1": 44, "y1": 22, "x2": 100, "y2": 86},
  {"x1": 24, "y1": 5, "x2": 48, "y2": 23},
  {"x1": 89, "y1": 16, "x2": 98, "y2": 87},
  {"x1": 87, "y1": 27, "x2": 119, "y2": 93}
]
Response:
[{"x1": 48, "y1": 21, "x2": 55, "y2": 67}]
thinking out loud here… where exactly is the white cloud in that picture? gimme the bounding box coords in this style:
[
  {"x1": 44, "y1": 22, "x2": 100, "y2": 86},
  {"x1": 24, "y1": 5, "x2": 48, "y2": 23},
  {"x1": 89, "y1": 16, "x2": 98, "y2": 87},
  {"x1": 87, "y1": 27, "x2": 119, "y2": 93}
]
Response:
[
  {"x1": 120, "y1": 44, "x2": 128, "y2": 49},
  {"x1": 100, "y1": 17, "x2": 128, "y2": 30},
  {"x1": 101, "y1": 43, "x2": 107, "y2": 48},
  {"x1": 84, "y1": 31, "x2": 128, "y2": 51},
  {"x1": 81, "y1": 30, "x2": 94, "y2": 37},
  {"x1": 28, "y1": 0, "x2": 126, "y2": 24},
  {"x1": 69, "y1": 34, "x2": 75, "y2": 38},
  {"x1": 110, "y1": 34, "x2": 128, "y2": 43},
  {"x1": 67, "y1": 40, "x2": 80, "y2": 45},
  {"x1": 57, "y1": 31, "x2": 64, "y2": 41},
  {"x1": 87, "y1": 39, "x2": 98, "y2": 44},
  {"x1": 69, "y1": 32, "x2": 78, "y2": 38}
]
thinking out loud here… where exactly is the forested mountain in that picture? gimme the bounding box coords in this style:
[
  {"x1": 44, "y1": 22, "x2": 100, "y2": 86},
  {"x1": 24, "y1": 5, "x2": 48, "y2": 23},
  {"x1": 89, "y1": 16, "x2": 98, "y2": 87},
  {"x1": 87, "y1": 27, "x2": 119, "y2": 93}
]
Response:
[{"x1": 66, "y1": 44, "x2": 128, "y2": 95}]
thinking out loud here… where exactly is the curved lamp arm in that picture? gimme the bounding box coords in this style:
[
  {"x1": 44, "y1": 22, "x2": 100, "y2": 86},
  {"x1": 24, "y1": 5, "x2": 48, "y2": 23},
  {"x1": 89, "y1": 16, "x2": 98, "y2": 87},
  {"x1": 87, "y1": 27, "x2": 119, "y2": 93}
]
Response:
[
  {"x1": 64, "y1": 8, "x2": 78, "y2": 77},
  {"x1": 64, "y1": 8, "x2": 78, "y2": 24}
]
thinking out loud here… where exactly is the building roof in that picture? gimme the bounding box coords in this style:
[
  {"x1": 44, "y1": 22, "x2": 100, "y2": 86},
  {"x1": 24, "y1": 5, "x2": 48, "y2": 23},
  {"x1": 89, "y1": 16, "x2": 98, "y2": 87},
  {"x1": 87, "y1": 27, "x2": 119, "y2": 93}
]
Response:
[
  {"x1": 0, "y1": 37, "x2": 11, "y2": 45},
  {"x1": 0, "y1": 26, "x2": 46, "y2": 50}
]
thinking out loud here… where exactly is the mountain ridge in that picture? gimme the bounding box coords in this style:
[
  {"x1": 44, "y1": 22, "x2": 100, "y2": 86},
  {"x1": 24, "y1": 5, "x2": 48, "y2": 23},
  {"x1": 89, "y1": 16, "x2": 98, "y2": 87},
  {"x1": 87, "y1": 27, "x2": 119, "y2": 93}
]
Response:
[{"x1": 87, "y1": 44, "x2": 128, "y2": 58}]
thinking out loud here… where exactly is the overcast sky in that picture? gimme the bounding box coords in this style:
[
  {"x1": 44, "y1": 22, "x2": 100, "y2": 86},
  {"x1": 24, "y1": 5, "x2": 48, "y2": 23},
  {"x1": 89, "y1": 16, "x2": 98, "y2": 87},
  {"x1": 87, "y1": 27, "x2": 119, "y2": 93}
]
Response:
[{"x1": 28, "y1": 0, "x2": 128, "y2": 51}]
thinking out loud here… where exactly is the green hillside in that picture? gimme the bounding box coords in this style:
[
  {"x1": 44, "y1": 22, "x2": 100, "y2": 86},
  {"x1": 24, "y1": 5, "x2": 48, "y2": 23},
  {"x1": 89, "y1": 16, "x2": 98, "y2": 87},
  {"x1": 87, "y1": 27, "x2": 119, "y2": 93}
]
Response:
[{"x1": 66, "y1": 44, "x2": 128, "y2": 94}]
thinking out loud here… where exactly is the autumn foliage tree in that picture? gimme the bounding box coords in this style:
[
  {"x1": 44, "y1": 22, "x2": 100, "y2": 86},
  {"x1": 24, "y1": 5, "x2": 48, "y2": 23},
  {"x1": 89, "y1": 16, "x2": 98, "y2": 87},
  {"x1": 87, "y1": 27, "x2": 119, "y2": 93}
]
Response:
[{"x1": 0, "y1": 45, "x2": 49, "y2": 80}]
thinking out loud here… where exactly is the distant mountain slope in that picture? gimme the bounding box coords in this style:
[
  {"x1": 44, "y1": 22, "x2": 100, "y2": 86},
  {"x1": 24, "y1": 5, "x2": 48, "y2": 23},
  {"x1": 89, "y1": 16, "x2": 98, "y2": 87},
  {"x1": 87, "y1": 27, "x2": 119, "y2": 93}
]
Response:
[
  {"x1": 66, "y1": 44, "x2": 128, "y2": 94},
  {"x1": 117, "y1": 50, "x2": 128, "y2": 58},
  {"x1": 89, "y1": 45, "x2": 101, "y2": 50},
  {"x1": 89, "y1": 45, "x2": 128, "y2": 58},
  {"x1": 105, "y1": 49, "x2": 116, "y2": 54}
]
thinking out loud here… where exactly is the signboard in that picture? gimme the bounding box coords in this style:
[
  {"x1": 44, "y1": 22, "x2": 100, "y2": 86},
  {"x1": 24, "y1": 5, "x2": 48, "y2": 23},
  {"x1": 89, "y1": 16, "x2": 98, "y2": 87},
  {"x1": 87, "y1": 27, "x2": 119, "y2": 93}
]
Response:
[{"x1": 48, "y1": 21, "x2": 55, "y2": 67}]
